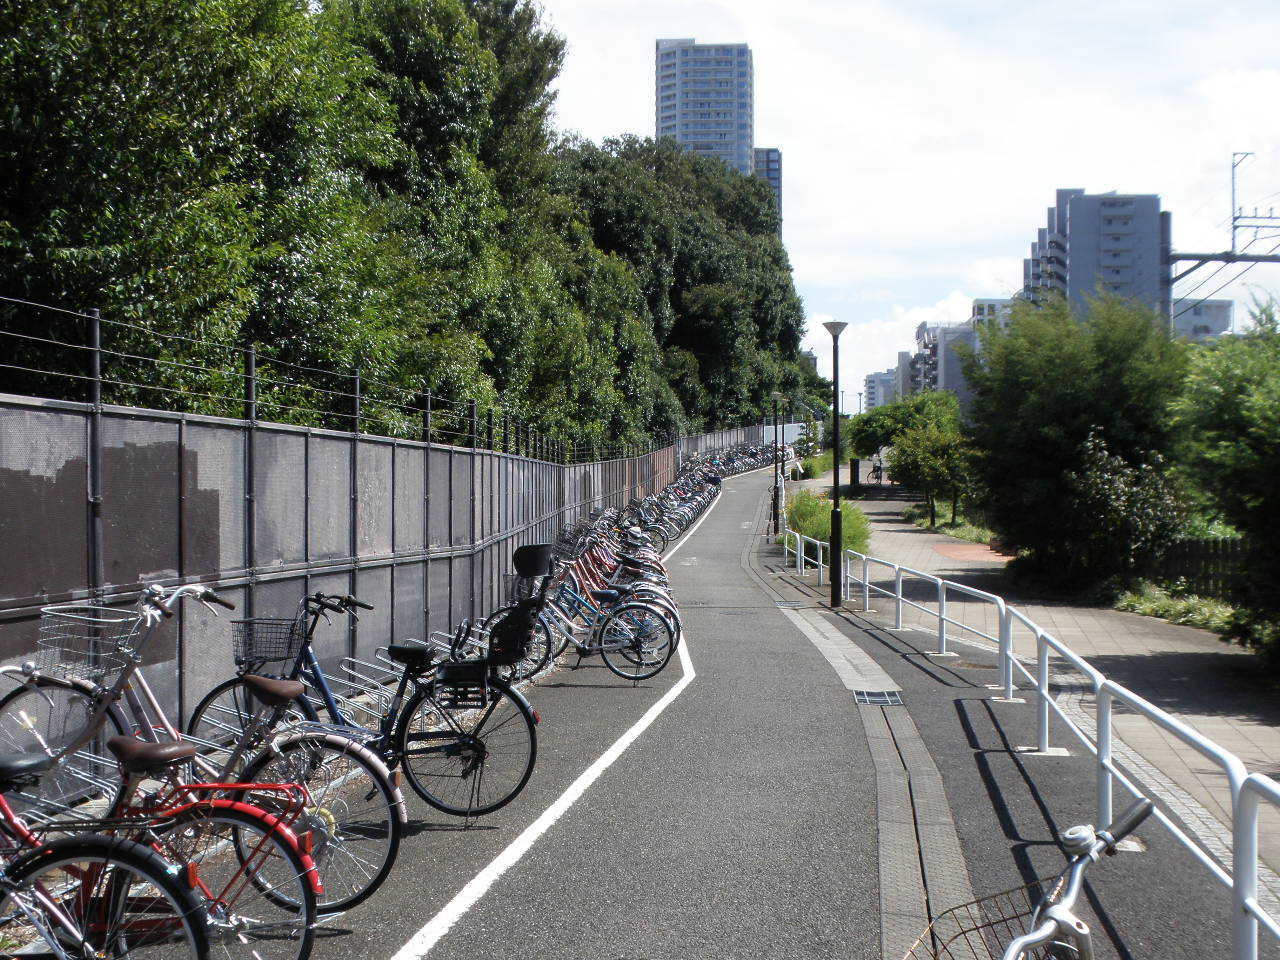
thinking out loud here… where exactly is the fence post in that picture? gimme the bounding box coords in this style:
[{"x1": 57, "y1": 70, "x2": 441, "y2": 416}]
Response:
[
  {"x1": 349, "y1": 365, "x2": 361, "y2": 659},
  {"x1": 1234, "y1": 784, "x2": 1259, "y2": 960},
  {"x1": 1096, "y1": 686, "x2": 1114, "y2": 828},
  {"x1": 352, "y1": 365, "x2": 361, "y2": 434},
  {"x1": 795, "y1": 535, "x2": 803, "y2": 574},
  {"x1": 243, "y1": 344, "x2": 257, "y2": 616},
  {"x1": 486, "y1": 408, "x2": 494, "y2": 450},
  {"x1": 1036, "y1": 631, "x2": 1051, "y2": 752},
  {"x1": 894, "y1": 567, "x2": 903, "y2": 629},
  {"x1": 87, "y1": 308, "x2": 104, "y2": 601},
  {"x1": 862, "y1": 557, "x2": 870, "y2": 611},
  {"x1": 935, "y1": 580, "x2": 948, "y2": 654},
  {"x1": 501, "y1": 413, "x2": 509, "y2": 454},
  {"x1": 1000, "y1": 606, "x2": 1015, "y2": 699},
  {"x1": 817, "y1": 541, "x2": 825, "y2": 586}
]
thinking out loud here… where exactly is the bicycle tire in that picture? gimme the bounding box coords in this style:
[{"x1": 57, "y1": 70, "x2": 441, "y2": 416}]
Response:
[
  {"x1": 3, "y1": 832, "x2": 210, "y2": 960},
  {"x1": 395, "y1": 676, "x2": 536, "y2": 817},
  {"x1": 155, "y1": 803, "x2": 317, "y2": 960},
  {"x1": 241, "y1": 731, "x2": 403, "y2": 913},
  {"x1": 598, "y1": 603, "x2": 676, "y2": 681}
]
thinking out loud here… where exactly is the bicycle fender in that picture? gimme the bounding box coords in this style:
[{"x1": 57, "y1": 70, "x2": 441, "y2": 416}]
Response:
[
  {"x1": 170, "y1": 797, "x2": 325, "y2": 895},
  {"x1": 502, "y1": 683, "x2": 538, "y2": 724}
]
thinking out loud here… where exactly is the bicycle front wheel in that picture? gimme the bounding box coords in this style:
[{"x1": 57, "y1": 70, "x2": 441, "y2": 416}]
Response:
[
  {"x1": 395, "y1": 678, "x2": 536, "y2": 817},
  {"x1": 2, "y1": 832, "x2": 210, "y2": 960},
  {"x1": 242, "y1": 731, "x2": 404, "y2": 913},
  {"x1": 598, "y1": 603, "x2": 676, "y2": 681}
]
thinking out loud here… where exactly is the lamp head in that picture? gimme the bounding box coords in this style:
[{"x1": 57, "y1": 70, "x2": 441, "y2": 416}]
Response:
[{"x1": 822, "y1": 320, "x2": 848, "y2": 339}]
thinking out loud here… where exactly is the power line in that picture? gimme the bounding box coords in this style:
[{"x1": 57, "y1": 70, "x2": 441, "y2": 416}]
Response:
[{"x1": 1170, "y1": 238, "x2": 1280, "y2": 322}]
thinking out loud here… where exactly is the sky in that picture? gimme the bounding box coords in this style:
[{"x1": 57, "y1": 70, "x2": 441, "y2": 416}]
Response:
[{"x1": 538, "y1": 0, "x2": 1280, "y2": 408}]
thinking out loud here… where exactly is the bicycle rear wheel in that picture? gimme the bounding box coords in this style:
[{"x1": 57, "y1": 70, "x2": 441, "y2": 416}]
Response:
[
  {"x1": 598, "y1": 603, "x2": 676, "y2": 681},
  {"x1": 2, "y1": 833, "x2": 210, "y2": 960},
  {"x1": 241, "y1": 731, "x2": 403, "y2": 913},
  {"x1": 395, "y1": 677, "x2": 536, "y2": 817}
]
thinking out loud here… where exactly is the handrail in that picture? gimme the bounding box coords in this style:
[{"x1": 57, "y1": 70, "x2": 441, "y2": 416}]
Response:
[{"x1": 778, "y1": 480, "x2": 1279, "y2": 960}]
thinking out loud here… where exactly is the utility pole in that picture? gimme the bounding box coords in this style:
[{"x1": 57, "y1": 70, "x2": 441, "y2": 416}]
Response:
[{"x1": 1232, "y1": 152, "x2": 1253, "y2": 254}]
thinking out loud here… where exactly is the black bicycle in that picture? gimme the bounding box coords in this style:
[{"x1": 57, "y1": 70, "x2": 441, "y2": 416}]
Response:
[{"x1": 188, "y1": 545, "x2": 554, "y2": 818}]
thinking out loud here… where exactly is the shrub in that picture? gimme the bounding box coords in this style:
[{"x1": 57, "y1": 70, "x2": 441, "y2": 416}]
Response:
[{"x1": 784, "y1": 489, "x2": 871, "y2": 561}]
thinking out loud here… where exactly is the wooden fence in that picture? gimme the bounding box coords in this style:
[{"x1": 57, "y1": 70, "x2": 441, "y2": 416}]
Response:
[{"x1": 1155, "y1": 538, "x2": 1251, "y2": 600}]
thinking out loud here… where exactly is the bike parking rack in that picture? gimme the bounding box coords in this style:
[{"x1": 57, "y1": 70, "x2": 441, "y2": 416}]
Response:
[{"x1": 777, "y1": 482, "x2": 1280, "y2": 960}]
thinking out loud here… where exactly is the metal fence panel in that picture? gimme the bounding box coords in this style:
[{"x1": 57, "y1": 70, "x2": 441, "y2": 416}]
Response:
[
  {"x1": 450, "y1": 450, "x2": 471, "y2": 547},
  {"x1": 254, "y1": 430, "x2": 306, "y2": 567},
  {"x1": 181, "y1": 583, "x2": 246, "y2": 721},
  {"x1": 353, "y1": 566, "x2": 391, "y2": 659},
  {"x1": 450, "y1": 555, "x2": 468, "y2": 625},
  {"x1": 308, "y1": 571, "x2": 351, "y2": 668},
  {"x1": 307, "y1": 435, "x2": 350, "y2": 562},
  {"x1": 393, "y1": 445, "x2": 425, "y2": 553},
  {"x1": 101, "y1": 415, "x2": 179, "y2": 589},
  {"x1": 183, "y1": 423, "x2": 245, "y2": 578},
  {"x1": 357, "y1": 440, "x2": 393, "y2": 558},
  {"x1": 392, "y1": 561, "x2": 425, "y2": 643},
  {"x1": 428, "y1": 557, "x2": 451, "y2": 636},
  {"x1": 427, "y1": 445, "x2": 449, "y2": 548},
  {"x1": 0, "y1": 406, "x2": 88, "y2": 603}
]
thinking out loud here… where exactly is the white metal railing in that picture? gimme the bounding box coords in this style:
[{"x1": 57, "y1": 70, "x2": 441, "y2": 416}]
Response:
[{"x1": 777, "y1": 486, "x2": 1280, "y2": 960}]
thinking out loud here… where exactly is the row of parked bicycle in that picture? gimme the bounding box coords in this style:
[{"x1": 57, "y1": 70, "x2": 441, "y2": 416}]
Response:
[{"x1": 0, "y1": 448, "x2": 771, "y2": 960}]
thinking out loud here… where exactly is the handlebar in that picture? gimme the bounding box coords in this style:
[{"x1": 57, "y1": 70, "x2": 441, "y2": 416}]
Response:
[
  {"x1": 307, "y1": 593, "x2": 373, "y2": 614},
  {"x1": 201, "y1": 588, "x2": 236, "y2": 611},
  {"x1": 1099, "y1": 797, "x2": 1154, "y2": 851}
]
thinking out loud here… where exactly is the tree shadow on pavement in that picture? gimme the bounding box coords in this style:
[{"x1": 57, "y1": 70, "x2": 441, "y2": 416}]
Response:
[{"x1": 1085, "y1": 649, "x2": 1279, "y2": 729}]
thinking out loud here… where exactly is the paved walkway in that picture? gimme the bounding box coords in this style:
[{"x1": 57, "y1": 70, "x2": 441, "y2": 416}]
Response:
[{"x1": 799, "y1": 476, "x2": 1280, "y2": 871}]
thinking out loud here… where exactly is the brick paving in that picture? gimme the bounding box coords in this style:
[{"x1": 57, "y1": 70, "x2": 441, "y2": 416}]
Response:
[{"x1": 792, "y1": 475, "x2": 1280, "y2": 871}]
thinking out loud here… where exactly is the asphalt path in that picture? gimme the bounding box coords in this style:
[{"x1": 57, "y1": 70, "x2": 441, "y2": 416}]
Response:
[{"x1": 311, "y1": 468, "x2": 880, "y2": 960}]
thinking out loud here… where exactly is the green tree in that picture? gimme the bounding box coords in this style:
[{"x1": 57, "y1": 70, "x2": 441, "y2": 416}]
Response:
[
  {"x1": 847, "y1": 390, "x2": 959, "y2": 458},
  {"x1": 1172, "y1": 300, "x2": 1280, "y2": 662},
  {"x1": 964, "y1": 294, "x2": 1188, "y2": 583},
  {"x1": 886, "y1": 422, "x2": 969, "y2": 525}
]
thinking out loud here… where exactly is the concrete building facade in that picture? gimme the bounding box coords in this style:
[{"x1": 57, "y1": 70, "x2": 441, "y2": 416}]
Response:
[
  {"x1": 656, "y1": 39, "x2": 754, "y2": 175},
  {"x1": 864, "y1": 369, "x2": 896, "y2": 410},
  {"x1": 1171, "y1": 299, "x2": 1233, "y2": 341},
  {"x1": 1022, "y1": 189, "x2": 1172, "y2": 317},
  {"x1": 752, "y1": 147, "x2": 782, "y2": 216}
]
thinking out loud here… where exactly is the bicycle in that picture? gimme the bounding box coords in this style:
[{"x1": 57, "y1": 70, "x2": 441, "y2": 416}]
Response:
[
  {"x1": 903, "y1": 797, "x2": 1155, "y2": 959},
  {"x1": 188, "y1": 544, "x2": 553, "y2": 818},
  {"x1": 0, "y1": 585, "x2": 323, "y2": 960},
  {"x1": 0, "y1": 756, "x2": 210, "y2": 960}
]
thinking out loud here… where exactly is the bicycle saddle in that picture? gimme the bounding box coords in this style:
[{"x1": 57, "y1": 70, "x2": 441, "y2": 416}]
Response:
[
  {"x1": 107, "y1": 736, "x2": 198, "y2": 775},
  {"x1": 388, "y1": 643, "x2": 436, "y2": 670},
  {"x1": 589, "y1": 589, "x2": 622, "y2": 604},
  {"x1": 242, "y1": 673, "x2": 306, "y2": 708},
  {"x1": 0, "y1": 753, "x2": 55, "y2": 791}
]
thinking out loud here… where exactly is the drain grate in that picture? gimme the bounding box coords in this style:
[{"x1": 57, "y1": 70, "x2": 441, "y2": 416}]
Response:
[
  {"x1": 853, "y1": 689, "x2": 904, "y2": 706},
  {"x1": 775, "y1": 600, "x2": 802, "y2": 608}
]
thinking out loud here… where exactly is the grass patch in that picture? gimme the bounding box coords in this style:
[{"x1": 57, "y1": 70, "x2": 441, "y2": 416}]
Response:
[
  {"x1": 1115, "y1": 581, "x2": 1235, "y2": 634},
  {"x1": 902, "y1": 503, "x2": 995, "y2": 546},
  {"x1": 801, "y1": 450, "x2": 835, "y2": 479},
  {"x1": 784, "y1": 489, "x2": 871, "y2": 558}
]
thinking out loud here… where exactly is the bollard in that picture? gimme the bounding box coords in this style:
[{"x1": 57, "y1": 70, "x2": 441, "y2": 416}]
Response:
[
  {"x1": 1000, "y1": 606, "x2": 1015, "y2": 699},
  {"x1": 1036, "y1": 631, "x2": 1051, "y2": 752}
]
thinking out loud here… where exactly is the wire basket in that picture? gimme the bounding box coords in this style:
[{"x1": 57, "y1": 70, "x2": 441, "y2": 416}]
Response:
[
  {"x1": 231, "y1": 616, "x2": 306, "y2": 665},
  {"x1": 35, "y1": 604, "x2": 144, "y2": 683},
  {"x1": 902, "y1": 876, "x2": 1065, "y2": 960}
]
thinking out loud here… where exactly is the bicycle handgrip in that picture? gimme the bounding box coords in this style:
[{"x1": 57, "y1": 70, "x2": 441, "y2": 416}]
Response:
[
  {"x1": 1101, "y1": 797, "x2": 1154, "y2": 848},
  {"x1": 345, "y1": 596, "x2": 374, "y2": 611},
  {"x1": 311, "y1": 594, "x2": 347, "y2": 613},
  {"x1": 202, "y1": 589, "x2": 236, "y2": 611}
]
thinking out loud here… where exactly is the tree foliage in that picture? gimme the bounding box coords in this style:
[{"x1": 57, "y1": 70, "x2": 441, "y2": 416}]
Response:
[
  {"x1": 963, "y1": 294, "x2": 1187, "y2": 582},
  {"x1": 847, "y1": 390, "x2": 959, "y2": 458},
  {"x1": 0, "y1": 0, "x2": 812, "y2": 447},
  {"x1": 1172, "y1": 301, "x2": 1280, "y2": 661}
]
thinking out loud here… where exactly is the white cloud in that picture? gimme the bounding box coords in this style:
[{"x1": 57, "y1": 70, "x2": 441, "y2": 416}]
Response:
[{"x1": 542, "y1": 0, "x2": 1280, "y2": 392}]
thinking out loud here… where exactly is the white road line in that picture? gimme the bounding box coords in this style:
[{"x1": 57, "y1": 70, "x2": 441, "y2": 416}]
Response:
[{"x1": 388, "y1": 489, "x2": 723, "y2": 959}]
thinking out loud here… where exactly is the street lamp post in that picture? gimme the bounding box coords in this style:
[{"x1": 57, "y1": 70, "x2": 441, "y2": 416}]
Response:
[
  {"x1": 823, "y1": 320, "x2": 848, "y2": 607},
  {"x1": 771, "y1": 391, "x2": 782, "y2": 534},
  {"x1": 857, "y1": 391, "x2": 864, "y2": 414}
]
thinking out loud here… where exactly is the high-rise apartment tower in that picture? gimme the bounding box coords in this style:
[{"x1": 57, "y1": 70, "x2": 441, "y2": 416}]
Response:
[{"x1": 655, "y1": 38, "x2": 754, "y2": 175}]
